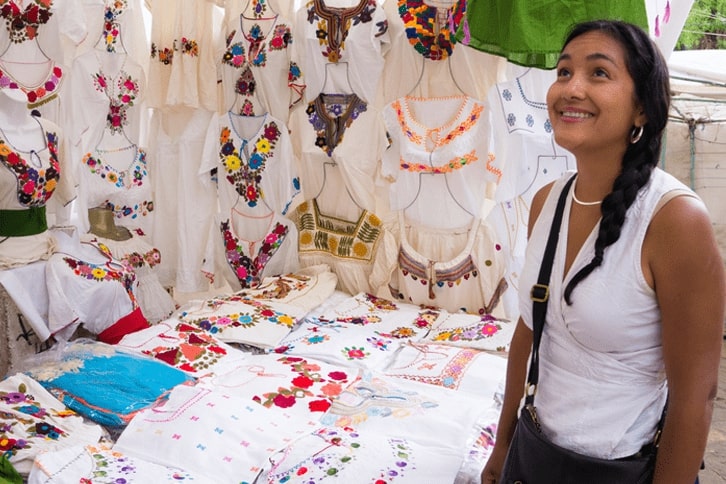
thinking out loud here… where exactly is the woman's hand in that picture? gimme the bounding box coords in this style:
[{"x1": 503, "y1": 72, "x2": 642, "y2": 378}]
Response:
[{"x1": 480, "y1": 442, "x2": 509, "y2": 483}]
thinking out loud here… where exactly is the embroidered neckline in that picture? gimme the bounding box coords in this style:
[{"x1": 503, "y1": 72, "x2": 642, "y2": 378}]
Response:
[
  {"x1": 102, "y1": 0, "x2": 127, "y2": 52},
  {"x1": 0, "y1": 62, "x2": 62, "y2": 107},
  {"x1": 220, "y1": 217, "x2": 289, "y2": 288},
  {"x1": 393, "y1": 97, "x2": 482, "y2": 151},
  {"x1": 0, "y1": 128, "x2": 59, "y2": 206},
  {"x1": 62, "y1": 255, "x2": 138, "y2": 307},
  {"x1": 306, "y1": 0, "x2": 374, "y2": 63},
  {"x1": 306, "y1": 93, "x2": 367, "y2": 156},
  {"x1": 83, "y1": 147, "x2": 146, "y2": 189},
  {"x1": 92, "y1": 67, "x2": 139, "y2": 133},
  {"x1": 296, "y1": 199, "x2": 382, "y2": 261},
  {"x1": 398, "y1": 0, "x2": 466, "y2": 60},
  {"x1": 219, "y1": 115, "x2": 281, "y2": 208},
  {"x1": 0, "y1": 0, "x2": 53, "y2": 44},
  {"x1": 223, "y1": 16, "x2": 291, "y2": 70}
]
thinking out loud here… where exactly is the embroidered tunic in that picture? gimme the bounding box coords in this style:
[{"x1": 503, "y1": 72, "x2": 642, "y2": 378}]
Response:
[
  {"x1": 0, "y1": 373, "x2": 104, "y2": 476},
  {"x1": 202, "y1": 209, "x2": 299, "y2": 293},
  {"x1": 200, "y1": 111, "x2": 301, "y2": 217},
  {"x1": 382, "y1": 213, "x2": 507, "y2": 317},
  {"x1": 382, "y1": 95, "x2": 500, "y2": 229},
  {"x1": 45, "y1": 233, "x2": 140, "y2": 339},
  {"x1": 218, "y1": 9, "x2": 304, "y2": 122},
  {"x1": 146, "y1": 0, "x2": 217, "y2": 110},
  {"x1": 290, "y1": 91, "x2": 387, "y2": 213},
  {"x1": 68, "y1": 48, "x2": 146, "y2": 153},
  {"x1": 295, "y1": 0, "x2": 389, "y2": 103},
  {"x1": 0, "y1": 117, "x2": 75, "y2": 269},
  {"x1": 484, "y1": 69, "x2": 574, "y2": 319},
  {"x1": 291, "y1": 198, "x2": 396, "y2": 295}
]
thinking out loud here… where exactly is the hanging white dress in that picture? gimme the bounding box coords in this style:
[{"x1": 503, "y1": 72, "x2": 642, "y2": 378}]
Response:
[
  {"x1": 380, "y1": 212, "x2": 507, "y2": 317},
  {"x1": 67, "y1": 47, "x2": 146, "y2": 153},
  {"x1": 290, "y1": 198, "x2": 397, "y2": 295},
  {"x1": 80, "y1": 145, "x2": 155, "y2": 236},
  {"x1": 147, "y1": 107, "x2": 216, "y2": 292},
  {"x1": 381, "y1": 94, "x2": 499, "y2": 229},
  {"x1": 295, "y1": 0, "x2": 390, "y2": 104},
  {"x1": 218, "y1": 6, "x2": 304, "y2": 121},
  {"x1": 146, "y1": 0, "x2": 217, "y2": 110},
  {"x1": 200, "y1": 110, "x2": 301, "y2": 217},
  {"x1": 201, "y1": 208, "x2": 299, "y2": 292},
  {"x1": 290, "y1": 91, "x2": 387, "y2": 213},
  {"x1": 484, "y1": 68, "x2": 574, "y2": 319}
]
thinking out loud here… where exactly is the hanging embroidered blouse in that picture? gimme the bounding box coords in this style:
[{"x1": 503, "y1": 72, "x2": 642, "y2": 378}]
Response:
[
  {"x1": 296, "y1": 0, "x2": 389, "y2": 103},
  {"x1": 292, "y1": 198, "x2": 396, "y2": 295},
  {"x1": 81, "y1": 146, "x2": 155, "y2": 235},
  {"x1": 200, "y1": 111, "x2": 301, "y2": 217},
  {"x1": 202, "y1": 209, "x2": 300, "y2": 292},
  {"x1": 290, "y1": 90, "x2": 386, "y2": 212},
  {"x1": 383, "y1": 212, "x2": 507, "y2": 317},
  {"x1": 382, "y1": 95, "x2": 500, "y2": 226},
  {"x1": 219, "y1": 11, "x2": 304, "y2": 121},
  {"x1": 485, "y1": 69, "x2": 574, "y2": 321},
  {"x1": 68, "y1": 49, "x2": 145, "y2": 154},
  {"x1": 398, "y1": 0, "x2": 466, "y2": 60},
  {"x1": 147, "y1": 0, "x2": 217, "y2": 110}
]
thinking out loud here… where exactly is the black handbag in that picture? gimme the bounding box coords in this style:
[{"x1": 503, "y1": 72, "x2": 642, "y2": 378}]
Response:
[{"x1": 499, "y1": 175, "x2": 663, "y2": 484}]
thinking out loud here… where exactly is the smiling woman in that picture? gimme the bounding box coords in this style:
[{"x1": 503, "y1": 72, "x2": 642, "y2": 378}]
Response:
[{"x1": 481, "y1": 19, "x2": 725, "y2": 484}]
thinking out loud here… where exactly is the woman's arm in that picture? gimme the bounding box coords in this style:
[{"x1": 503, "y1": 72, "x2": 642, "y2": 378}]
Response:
[
  {"x1": 481, "y1": 182, "x2": 554, "y2": 483},
  {"x1": 646, "y1": 195, "x2": 725, "y2": 484},
  {"x1": 480, "y1": 317, "x2": 532, "y2": 483}
]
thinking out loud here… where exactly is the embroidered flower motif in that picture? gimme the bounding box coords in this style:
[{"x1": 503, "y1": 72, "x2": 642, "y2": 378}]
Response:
[
  {"x1": 307, "y1": 94, "x2": 367, "y2": 157},
  {"x1": 0, "y1": 0, "x2": 54, "y2": 44},
  {"x1": 83, "y1": 149, "x2": 147, "y2": 190},
  {"x1": 342, "y1": 346, "x2": 369, "y2": 360},
  {"x1": 62, "y1": 256, "x2": 138, "y2": 307},
  {"x1": 102, "y1": 0, "x2": 127, "y2": 52},
  {"x1": 305, "y1": 0, "x2": 378, "y2": 62},
  {"x1": 0, "y1": 132, "x2": 60, "y2": 207},
  {"x1": 399, "y1": 0, "x2": 466, "y2": 60},
  {"x1": 220, "y1": 220, "x2": 288, "y2": 289}
]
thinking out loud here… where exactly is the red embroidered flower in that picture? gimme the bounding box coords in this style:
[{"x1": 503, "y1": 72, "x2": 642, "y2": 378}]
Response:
[
  {"x1": 291, "y1": 375, "x2": 314, "y2": 389},
  {"x1": 327, "y1": 371, "x2": 348, "y2": 381},
  {"x1": 272, "y1": 394, "x2": 296, "y2": 408},
  {"x1": 308, "y1": 399, "x2": 331, "y2": 412}
]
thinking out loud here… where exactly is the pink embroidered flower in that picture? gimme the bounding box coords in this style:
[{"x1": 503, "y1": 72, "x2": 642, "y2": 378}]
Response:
[
  {"x1": 480, "y1": 323, "x2": 499, "y2": 336},
  {"x1": 320, "y1": 382, "x2": 343, "y2": 397}
]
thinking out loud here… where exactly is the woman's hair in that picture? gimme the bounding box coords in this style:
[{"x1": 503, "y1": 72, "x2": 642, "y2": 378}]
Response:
[{"x1": 562, "y1": 20, "x2": 671, "y2": 304}]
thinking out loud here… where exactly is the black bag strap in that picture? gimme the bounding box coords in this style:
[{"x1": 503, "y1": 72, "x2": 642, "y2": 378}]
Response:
[
  {"x1": 523, "y1": 173, "x2": 668, "y2": 449},
  {"x1": 524, "y1": 174, "x2": 576, "y2": 406}
]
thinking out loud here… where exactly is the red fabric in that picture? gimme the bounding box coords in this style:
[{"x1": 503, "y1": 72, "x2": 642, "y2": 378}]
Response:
[{"x1": 98, "y1": 307, "x2": 149, "y2": 344}]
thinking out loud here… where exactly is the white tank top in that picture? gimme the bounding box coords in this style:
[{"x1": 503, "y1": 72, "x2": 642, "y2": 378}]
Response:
[{"x1": 518, "y1": 168, "x2": 695, "y2": 458}]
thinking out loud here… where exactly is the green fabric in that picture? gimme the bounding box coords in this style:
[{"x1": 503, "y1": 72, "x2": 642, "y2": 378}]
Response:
[
  {"x1": 0, "y1": 454, "x2": 22, "y2": 484},
  {"x1": 0, "y1": 206, "x2": 47, "y2": 237},
  {"x1": 457, "y1": 0, "x2": 649, "y2": 69}
]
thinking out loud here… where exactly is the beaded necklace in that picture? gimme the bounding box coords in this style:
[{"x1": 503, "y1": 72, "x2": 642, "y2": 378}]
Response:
[{"x1": 398, "y1": 0, "x2": 465, "y2": 60}]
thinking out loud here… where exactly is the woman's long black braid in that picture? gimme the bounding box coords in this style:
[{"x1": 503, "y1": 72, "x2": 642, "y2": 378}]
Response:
[{"x1": 563, "y1": 20, "x2": 671, "y2": 305}]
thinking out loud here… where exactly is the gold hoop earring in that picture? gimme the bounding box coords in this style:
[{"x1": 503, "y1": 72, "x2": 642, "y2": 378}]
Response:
[{"x1": 630, "y1": 125, "x2": 644, "y2": 144}]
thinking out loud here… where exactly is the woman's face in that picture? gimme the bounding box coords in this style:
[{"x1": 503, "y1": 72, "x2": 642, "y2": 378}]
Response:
[{"x1": 546, "y1": 30, "x2": 646, "y2": 160}]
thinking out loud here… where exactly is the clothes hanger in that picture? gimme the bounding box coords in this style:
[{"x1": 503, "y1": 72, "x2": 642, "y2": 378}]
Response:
[
  {"x1": 314, "y1": 160, "x2": 364, "y2": 212},
  {"x1": 406, "y1": 57, "x2": 466, "y2": 97},
  {"x1": 402, "y1": 169, "x2": 475, "y2": 218}
]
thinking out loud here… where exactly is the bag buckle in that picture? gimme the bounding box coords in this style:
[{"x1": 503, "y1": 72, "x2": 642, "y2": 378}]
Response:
[{"x1": 530, "y1": 284, "x2": 549, "y2": 303}]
